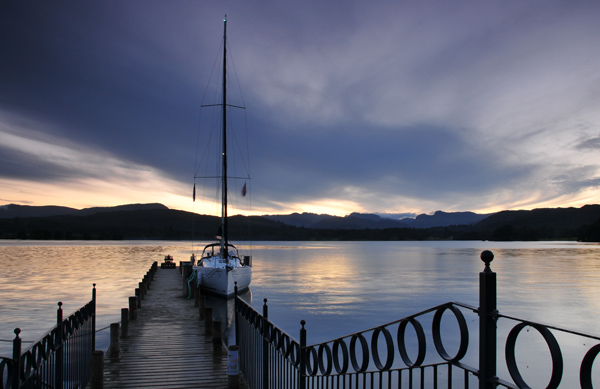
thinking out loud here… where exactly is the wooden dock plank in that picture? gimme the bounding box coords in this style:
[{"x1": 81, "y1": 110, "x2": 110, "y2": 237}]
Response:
[{"x1": 103, "y1": 267, "x2": 230, "y2": 388}]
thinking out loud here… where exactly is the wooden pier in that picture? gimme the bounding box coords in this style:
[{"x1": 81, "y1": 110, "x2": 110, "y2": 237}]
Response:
[{"x1": 102, "y1": 266, "x2": 232, "y2": 388}]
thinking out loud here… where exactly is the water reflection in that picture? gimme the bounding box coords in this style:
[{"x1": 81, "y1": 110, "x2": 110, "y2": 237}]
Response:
[
  {"x1": 1, "y1": 240, "x2": 600, "y2": 387},
  {"x1": 203, "y1": 289, "x2": 252, "y2": 346}
]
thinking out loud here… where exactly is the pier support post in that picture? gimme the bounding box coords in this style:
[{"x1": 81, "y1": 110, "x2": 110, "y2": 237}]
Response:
[
  {"x1": 213, "y1": 320, "x2": 222, "y2": 355},
  {"x1": 194, "y1": 285, "x2": 201, "y2": 307},
  {"x1": 198, "y1": 295, "x2": 206, "y2": 320},
  {"x1": 479, "y1": 250, "x2": 497, "y2": 389},
  {"x1": 135, "y1": 288, "x2": 142, "y2": 308},
  {"x1": 228, "y1": 345, "x2": 240, "y2": 389},
  {"x1": 139, "y1": 281, "x2": 145, "y2": 299},
  {"x1": 108, "y1": 323, "x2": 120, "y2": 360},
  {"x1": 90, "y1": 350, "x2": 104, "y2": 389},
  {"x1": 205, "y1": 307, "x2": 213, "y2": 336},
  {"x1": 128, "y1": 297, "x2": 138, "y2": 320},
  {"x1": 121, "y1": 308, "x2": 129, "y2": 338}
]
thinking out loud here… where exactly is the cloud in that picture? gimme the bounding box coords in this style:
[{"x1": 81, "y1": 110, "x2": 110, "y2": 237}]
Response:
[
  {"x1": 1, "y1": 1, "x2": 600, "y2": 215},
  {"x1": 576, "y1": 136, "x2": 600, "y2": 151}
]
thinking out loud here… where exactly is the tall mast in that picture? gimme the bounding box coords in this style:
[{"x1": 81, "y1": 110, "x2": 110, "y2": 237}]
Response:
[{"x1": 221, "y1": 15, "x2": 228, "y2": 257}]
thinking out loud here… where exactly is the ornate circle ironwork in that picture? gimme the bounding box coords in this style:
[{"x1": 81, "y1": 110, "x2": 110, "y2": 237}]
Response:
[
  {"x1": 397, "y1": 318, "x2": 426, "y2": 367},
  {"x1": 263, "y1": 321, "x2": 273, "y2": 342},
  {"x1": 350, "y1": 333, "x2": 369, "y2": 372},
  {"x1": 505, "y1": 322, "x2": 563, "y2": 389},
  {"x1": 580, "y1": 343, "x2": 600, "y2": 388},
  {"x1": 432, "y1": 305, "x2": 469, "y2": 362},
  {"x1": 318, "y1": 343, "x2": 333, "y2": 375},
  {"x1": 253, "y1": 313, "x2": 263, "y2": 332},
  {"x1": 333, "y1": 339, "x2": 349, "y2": 374},
  {"x1": 371, "y1": 327, "x2": 394, "y2": 371},
  {"x1": 248, "y1": 311, "x2": 257, "y2": 328},
  {"x1": 280, "y1": 334, "x2": 292, "y2": 358},
  {"x1": 273, "y1": 327, "x2": 282, "y2": 349},
  {"x1": 305, "y1": 346, "x2": 319, "y2": 376},
  {"x1": 289, "y1": 341, "x2": 300, "y2": 367}
]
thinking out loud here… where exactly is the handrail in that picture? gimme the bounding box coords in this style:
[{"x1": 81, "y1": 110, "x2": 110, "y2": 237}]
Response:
[
  {"x1": 0, "y1": 285, "x2": 97, "y2": 389},
  {"x1": 235, "y1": 250, "x2": 600, "y2": 389}
]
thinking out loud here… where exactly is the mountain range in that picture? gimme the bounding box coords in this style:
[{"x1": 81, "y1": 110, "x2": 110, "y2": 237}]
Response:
[
  {"x1": 263, "y1": 210, "x2": 489, "y2": 229},
  {"x1": 1, "y1": 203, "x2": 599, "y2": 241}
]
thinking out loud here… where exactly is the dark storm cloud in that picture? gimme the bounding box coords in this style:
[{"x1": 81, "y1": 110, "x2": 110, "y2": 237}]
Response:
[
  {"x1": 0, "y1": 144, "x2": 78, "y2": 180},
  {"x1": 576, "y1": 136, "x2": 600, "y2": 151},
  {"x1": 1, "y1": 1, "x2": 600, "y2": 213}
]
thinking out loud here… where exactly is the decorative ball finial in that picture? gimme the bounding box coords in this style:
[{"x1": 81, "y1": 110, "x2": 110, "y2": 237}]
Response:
[
  {"x1": 263, "y1": 298, "x2": 268, "y2": 304},
  {"x1": 300, "y1": 320, "x2": 306, "y2": 329},
  {"x1": 480, "y1": 250, "x2": 494, "y2": 271},
  {"x1": 14, "y1": 328, "x2": 21, "y2": 336},
  {"x1": 58, "y1": 301, "x2": 63, "y2": 308}
]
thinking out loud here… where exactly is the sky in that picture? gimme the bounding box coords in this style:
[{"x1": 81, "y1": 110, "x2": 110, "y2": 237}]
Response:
[{"x1": 1, "y1": 1, "x2": 600, "y2": 218}]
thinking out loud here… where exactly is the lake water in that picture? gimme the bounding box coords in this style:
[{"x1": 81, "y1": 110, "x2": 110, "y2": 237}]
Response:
[{"x1": 1, "y1": 240, "x2": 599, "y2": 386}]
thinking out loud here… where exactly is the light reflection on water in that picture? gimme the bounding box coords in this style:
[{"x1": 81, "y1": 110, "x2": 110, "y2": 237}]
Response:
[{"x1": 1, "y1": 240, "x2": 600, "y2": 386}]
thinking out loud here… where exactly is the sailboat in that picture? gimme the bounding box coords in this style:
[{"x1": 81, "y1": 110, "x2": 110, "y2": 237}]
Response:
[{"x1": 191, "y1": 16, "x2": 252, "y2": 297}]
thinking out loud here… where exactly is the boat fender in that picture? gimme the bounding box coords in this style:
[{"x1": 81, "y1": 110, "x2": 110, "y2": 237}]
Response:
[{"x1": 187, "y1": 269, "x2": 197, "y2": 299}]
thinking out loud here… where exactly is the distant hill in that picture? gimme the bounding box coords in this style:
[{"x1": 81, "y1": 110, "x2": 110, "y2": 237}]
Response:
[
  {"x1": 263, "y1": 212, "x2": 332, "y2": 228},
  {"x1": 0, "y1": 203, "x2": 167, "y2": 218},
  {"x1": 264, "y1": 210, "x2": 485, "y2": 229},
  {"x1": 400, "y1": 210, "x2": 490, "y2": 228},
  {"x1": 473, "y1": 205, "x2": 600, "y2": 240},
  {"x1": 1, "y1": 203, "x2": 599, "y2": 241},
  {"x1": 0, "y1": 205, "x2": 284, "y2": 240}
]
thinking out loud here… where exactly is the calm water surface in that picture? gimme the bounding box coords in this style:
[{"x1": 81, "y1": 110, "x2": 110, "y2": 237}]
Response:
[{"x1": 1, "y1": 240, "x2": 599, "y2": 385}]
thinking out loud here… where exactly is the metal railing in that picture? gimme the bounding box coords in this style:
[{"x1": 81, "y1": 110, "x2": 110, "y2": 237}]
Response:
[
  {"x1": 234, "y1": 250, "x2": 600, "y2": 388},
  {"x1": 1, "y1": 285, "x2": 96, "y2": 389}
]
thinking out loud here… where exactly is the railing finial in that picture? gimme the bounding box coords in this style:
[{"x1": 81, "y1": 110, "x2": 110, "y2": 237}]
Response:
[{"x1": 480, "y1": 250, "x2": 494, "y2": 272}]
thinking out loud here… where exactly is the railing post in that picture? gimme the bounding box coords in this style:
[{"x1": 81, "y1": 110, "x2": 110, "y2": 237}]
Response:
[
  {"x1": 479, "y1": 250, "x2": 497, "y2": 388},
  {"x1": 299, "y1": 320, "x2": 306, "y2": 389},
  {"x1": 11, "y1": 328, "x2": 21, "y2": 389},
  {"x1": 56, "y1": 302, "x2": 64, "y2": 389},
  {"x1": 262, "y1": 298, "x2": 268, "y2": 389},
  {"x1": 92, "y1": 283, "x2": 97, "y2": 351}
]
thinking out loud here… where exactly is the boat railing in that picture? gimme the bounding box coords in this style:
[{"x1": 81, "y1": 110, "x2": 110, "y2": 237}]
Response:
[
  {"x1": 234, "y1": 250, "x2": 600, "y2": 388},
  {"x1": 1, "y1": 286, "x2": 96, "y2": 389}
]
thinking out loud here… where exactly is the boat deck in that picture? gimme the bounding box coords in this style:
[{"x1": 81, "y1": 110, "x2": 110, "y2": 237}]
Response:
[{"x1": 102, "y1": 267, "x2": 233, "y2": 388}]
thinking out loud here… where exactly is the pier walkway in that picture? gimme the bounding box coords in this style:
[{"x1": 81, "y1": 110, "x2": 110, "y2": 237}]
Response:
[{"x1": 103, "y1": 267, "x2": 230, "y2": 388}]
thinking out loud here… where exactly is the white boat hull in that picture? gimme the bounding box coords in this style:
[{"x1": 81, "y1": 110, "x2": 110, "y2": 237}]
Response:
[{"x1": 195, "y1": 265, "x2": 251, "y2": 297}]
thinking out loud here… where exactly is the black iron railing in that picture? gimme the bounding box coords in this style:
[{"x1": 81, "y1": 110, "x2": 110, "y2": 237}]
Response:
[
  {"x1": 1, "y1": 285, "x2": 96, "y2": 389},
  {"x1": 234, "y1": 250, "x2": 600, "y2": 389}
]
